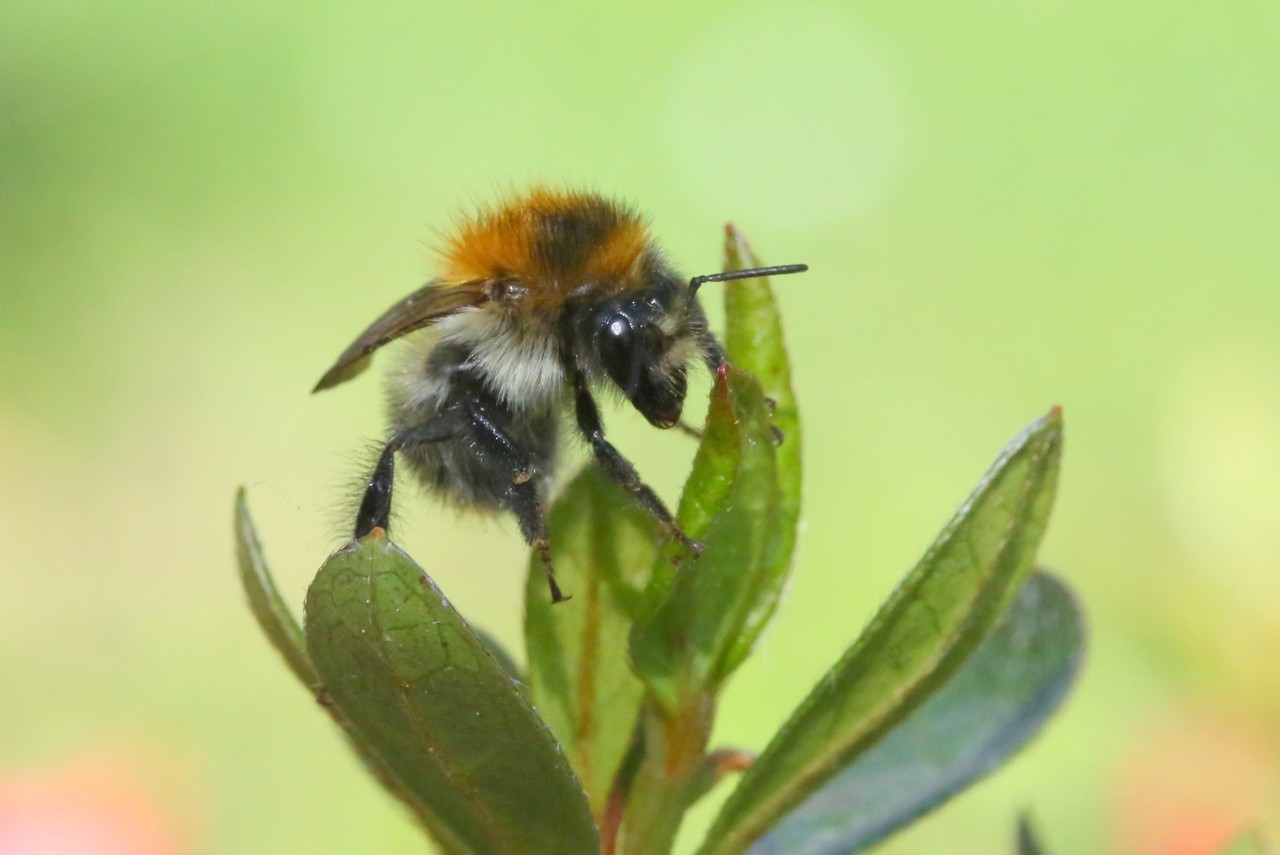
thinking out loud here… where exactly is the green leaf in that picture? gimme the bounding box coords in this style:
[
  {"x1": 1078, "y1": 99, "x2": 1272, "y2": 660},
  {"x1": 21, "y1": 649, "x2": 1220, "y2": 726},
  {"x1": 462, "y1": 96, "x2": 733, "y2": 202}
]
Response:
[
  {"x1": 745, "y1": 573, "x2": 1084, "y2": 855},
  {"x1": 698, "y1": 409, "x2": 1064, "y2": 855},
  {"x1": 305, "y1": 532, "x2": 600, "y2": 855},
  {"x1": 234, "y1": 488, "x2": 318, "y2": 688},
  {"x1": 237, "y1": 491, "x2": 451, "y2": 848},
  {"x1": 1219, "y1": 830, "x2": 1277, "y2": 855},
  {"x1": 472, "y1": 625, "x2": 524, "y2": 685},
  {"x1": 1018, "y1": 814, "x2": 1047, "y2": 855},
  {"x1": 524, "y1": 465, "x2": 662, "y2": 818},
  {"x1": 630, "y1": 367, "x2": 781, "y2": 712},
  {"x1": 719, "y1": 226, "x2": 803, "y2": 677}
]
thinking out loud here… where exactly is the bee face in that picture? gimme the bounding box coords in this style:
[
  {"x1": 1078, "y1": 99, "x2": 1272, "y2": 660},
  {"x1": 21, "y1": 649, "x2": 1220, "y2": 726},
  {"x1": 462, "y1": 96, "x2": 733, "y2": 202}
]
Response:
[{"x1": 585, "y1": 280, "x2": 692, "y2": 428}]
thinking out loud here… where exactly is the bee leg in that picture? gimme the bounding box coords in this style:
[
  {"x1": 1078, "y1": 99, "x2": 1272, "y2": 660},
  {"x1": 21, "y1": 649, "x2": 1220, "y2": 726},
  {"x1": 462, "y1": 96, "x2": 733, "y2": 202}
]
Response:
[
  {"x1": 454, "y1": 400, "x2": 568, "y2": 603},
  {"x1": 354, "y1": 443, "x2": 396, "y2": 539},
  {"x1": 506, "y1": 479, "x2": 570, "y2": 604},
  {"x1": 570, "y1": 370, "x2": 703, "y2": 554},
  {"x1": 353, "y1": 420, "x2": 462, "y2": 539},
  {"x1": 674, "y1": 419, "x2": 704, "y2": 440},
  {"x1": 463, "y1": 401, "x2": 538, "y2": 484}
]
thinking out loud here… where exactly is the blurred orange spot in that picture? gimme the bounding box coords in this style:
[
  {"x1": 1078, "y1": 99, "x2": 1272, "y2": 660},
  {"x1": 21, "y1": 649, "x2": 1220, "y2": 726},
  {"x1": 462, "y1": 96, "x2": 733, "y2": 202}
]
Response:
[
  {"x1": 1114, "y1": 710, "x2": 1275, "y2": 855},
  {"x1": 0, "y1": 761, "x2": 181, "y2": 855}
]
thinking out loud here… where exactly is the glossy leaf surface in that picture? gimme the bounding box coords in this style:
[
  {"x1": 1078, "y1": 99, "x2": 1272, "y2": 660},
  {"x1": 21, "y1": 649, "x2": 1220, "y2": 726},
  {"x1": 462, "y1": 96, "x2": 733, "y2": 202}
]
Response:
[
  {"x1": 747, "y1": 573, "x2": 1084, "y2": 855},
  {"x1": 237, "y1": 491, "x2": 460, "y2": 849},
  {"x1": 525, "y1": 465, "x2": 662, "y2": 818},
  {"x1": 700, "y1": 409, "x2": 1063, "y2": 855},
  {"x1": 719, "y1": 226, "x2": 803, "y2": 677},
  {"x1": 630, "y1": 367, "x2": 781, "y2": 712},
  {"x1": 305, "y1": 533, "x2": 599, "y2": 855}
]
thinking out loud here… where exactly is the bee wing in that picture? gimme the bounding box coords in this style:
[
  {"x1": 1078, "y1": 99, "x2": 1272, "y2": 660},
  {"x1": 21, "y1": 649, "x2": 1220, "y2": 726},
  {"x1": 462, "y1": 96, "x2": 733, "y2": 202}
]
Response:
[{"x1": 313, "y1": 279, "x2": 487, "y2": 392}]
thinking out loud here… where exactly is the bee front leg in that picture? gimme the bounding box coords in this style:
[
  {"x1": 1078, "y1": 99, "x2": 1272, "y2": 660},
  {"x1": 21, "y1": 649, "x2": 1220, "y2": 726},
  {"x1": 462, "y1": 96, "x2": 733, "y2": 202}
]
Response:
[{"x1": 569, "y1": 368, "x2": 703, "y2": 554}]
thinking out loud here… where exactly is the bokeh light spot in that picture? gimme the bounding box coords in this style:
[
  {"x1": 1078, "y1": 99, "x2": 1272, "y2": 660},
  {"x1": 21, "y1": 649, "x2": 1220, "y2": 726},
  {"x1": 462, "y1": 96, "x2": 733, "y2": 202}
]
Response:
[
  {"x1": 1160, "y1": 344, "x2": 1280, "y2": 599},
  {"x1": 0, "y1": 759, "x2": 183, "y2": 855},
  {"x1": 663, "y1": 4, "x2": 904, "y2": 233}
]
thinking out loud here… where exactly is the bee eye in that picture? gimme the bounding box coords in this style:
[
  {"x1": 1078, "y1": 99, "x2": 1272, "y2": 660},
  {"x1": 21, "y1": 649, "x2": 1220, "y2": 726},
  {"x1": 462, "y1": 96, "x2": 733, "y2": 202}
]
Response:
[{"x1": 596, "y1": 311, "x2": 642, "y2": 395}]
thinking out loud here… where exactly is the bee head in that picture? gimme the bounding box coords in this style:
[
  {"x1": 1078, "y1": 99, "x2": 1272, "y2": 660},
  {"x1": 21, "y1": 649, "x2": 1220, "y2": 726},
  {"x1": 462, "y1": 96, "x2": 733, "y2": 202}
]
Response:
[{"x1": 586, "y1": 284, "x2": 695, "y2": 429}]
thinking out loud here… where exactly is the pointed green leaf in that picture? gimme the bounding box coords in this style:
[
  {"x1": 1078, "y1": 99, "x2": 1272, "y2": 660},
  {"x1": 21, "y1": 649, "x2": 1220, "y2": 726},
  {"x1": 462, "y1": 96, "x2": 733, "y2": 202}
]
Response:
[
  {"x1": 746, "y1": 573, "x2": 1084, "y2": 855},
  {"x1": 630, "y1": 367, "x2": 781, "y2": 712},
  {"x1": 720, "y1": 226, "x2": 803, "y2": 677},
  {"x1": 234, "y1": 488, "x2": 318, "y2": 688},
  {"x1": 525, "y1": 465, "x2": 662, "y2": 818},
  {"x1": 1220, "y1": 830, "x2": 1277, "y2": 855},
  {"x1": 1018, "y1": 814, "x2": 1048, "y2": 855},
  {"x1": 699, "y1": 409, "x2": 1064, "y2": 855},
  {"x1": 305, "y1": 533, "x2": 600, "y2": 855}
]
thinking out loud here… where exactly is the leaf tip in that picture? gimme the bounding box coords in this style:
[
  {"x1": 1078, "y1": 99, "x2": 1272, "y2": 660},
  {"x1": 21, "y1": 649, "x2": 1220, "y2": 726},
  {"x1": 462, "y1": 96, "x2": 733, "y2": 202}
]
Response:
[
  {"x1": 233, "y1": 486, "x2": 251, "y2": 527},
  {"x1": 234, "y1": 487, "x2": 258, "y2": 553},
  {"x1": 1017, "y1": 811, "x2": 1047, "y2": 855},
  {"x1": 1016, "y1": 407, "x2": 1064, "y2": 458},
  {"x1": 1042, "y1": 407, "x2": 1065, "y2": 452}
]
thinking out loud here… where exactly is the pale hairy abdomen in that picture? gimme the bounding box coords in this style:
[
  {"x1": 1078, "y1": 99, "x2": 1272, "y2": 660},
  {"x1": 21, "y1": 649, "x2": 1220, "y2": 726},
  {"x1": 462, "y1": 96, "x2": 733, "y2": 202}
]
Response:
[{"x1": 439, "y1": 308, "x2": 566, "y2": 411}]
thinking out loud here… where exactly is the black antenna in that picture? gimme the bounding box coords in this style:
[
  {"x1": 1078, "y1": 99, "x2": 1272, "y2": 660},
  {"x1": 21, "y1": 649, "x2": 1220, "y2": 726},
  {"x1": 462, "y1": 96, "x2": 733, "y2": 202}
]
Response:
[{"x1": 687, "y1": 263, "x2": 809, "y2": 302}]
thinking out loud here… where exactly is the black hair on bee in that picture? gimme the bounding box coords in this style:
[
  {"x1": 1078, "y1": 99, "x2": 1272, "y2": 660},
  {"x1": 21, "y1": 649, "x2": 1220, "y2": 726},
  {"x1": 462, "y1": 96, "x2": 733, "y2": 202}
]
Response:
[{"x1": 314, "y1": 188, "x2": 807, "y2": 602}]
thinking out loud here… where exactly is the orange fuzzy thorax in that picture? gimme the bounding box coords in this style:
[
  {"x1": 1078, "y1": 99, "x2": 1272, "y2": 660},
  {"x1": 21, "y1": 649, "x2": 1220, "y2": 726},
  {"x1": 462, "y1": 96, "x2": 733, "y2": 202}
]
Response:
[{"x1": 436, "y1": 188, "x2": 654, "y2": 301}]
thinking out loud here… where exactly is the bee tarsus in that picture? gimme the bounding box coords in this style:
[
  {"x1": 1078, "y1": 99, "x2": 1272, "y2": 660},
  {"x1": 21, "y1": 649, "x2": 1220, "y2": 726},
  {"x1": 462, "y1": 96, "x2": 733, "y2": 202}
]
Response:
[{"x1": 354, "y1": 444, "x2": 397, "y2": 539}]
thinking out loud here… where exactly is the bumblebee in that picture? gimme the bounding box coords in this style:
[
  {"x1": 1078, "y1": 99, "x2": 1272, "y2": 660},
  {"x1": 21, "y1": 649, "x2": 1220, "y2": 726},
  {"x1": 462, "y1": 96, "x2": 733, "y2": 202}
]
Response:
[{"x1": 315, "y1": 189, "x2": 806, "y2": 602}]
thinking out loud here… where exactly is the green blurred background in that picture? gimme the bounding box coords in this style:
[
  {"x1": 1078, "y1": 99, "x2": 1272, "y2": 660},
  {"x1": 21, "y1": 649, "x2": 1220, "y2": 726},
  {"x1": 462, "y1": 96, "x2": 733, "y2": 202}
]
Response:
[{"x1": 3, "y1": 1, "x2": 1279, "y2": 852}]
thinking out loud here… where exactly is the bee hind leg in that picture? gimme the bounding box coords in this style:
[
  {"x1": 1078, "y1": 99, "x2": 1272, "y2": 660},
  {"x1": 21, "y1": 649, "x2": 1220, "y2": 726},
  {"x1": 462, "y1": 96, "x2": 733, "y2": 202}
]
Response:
[
  {"x1": 352, "y1": 419, "x2": 463, "y2": 539},
  {"x1": 354, "y1": 443, "x2": 397, "y2": 539}
]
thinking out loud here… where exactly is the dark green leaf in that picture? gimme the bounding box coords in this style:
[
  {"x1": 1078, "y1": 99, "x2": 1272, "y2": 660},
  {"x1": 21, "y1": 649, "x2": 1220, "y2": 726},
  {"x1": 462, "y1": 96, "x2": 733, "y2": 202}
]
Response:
[
  {"x1": 699, "y1": 409, "x2": 1064, "y2": 855},
  {"x1": 719, "y1": 226, "x2": 803, "y2": 677},
  {"x1": 234, "y1": 488, "x2": 318, "y2": 688},
  {"x1": 746, "y1": 573, "x2": 1084, "y2": 855},
  {"x1": 472, "y1": 625, "x2": 524, "y2": 685},
  {"x1": 1018, "y1": 814, "x2": 1047, "y2": 855},
  {"x1": 524, "y1": 465, "x2": 662, "y2": 818},
  {"x1": 630, "y1": 367, "x2": 781, "y2": 712},
  {"x1": 237, "y1": 491, "x2": 451, "y2": 848},
  {"x1": 305, "y1": 532, "x2": 599, "y2": 855}
]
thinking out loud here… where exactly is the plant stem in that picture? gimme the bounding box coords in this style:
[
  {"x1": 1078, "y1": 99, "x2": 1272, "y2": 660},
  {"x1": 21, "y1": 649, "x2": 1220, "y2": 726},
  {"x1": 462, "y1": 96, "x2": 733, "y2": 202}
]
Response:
[{"x1": 619, "y1": 695, "x2": 715, "y2": 855}]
